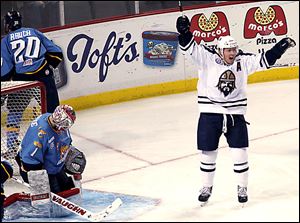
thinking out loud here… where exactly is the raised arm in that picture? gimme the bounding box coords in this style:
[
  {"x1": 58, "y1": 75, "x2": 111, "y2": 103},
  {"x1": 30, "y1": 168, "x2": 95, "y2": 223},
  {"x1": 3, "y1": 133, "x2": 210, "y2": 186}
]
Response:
[{"x1": 265, "y1": 37, "x2": 296, "y2": 66}]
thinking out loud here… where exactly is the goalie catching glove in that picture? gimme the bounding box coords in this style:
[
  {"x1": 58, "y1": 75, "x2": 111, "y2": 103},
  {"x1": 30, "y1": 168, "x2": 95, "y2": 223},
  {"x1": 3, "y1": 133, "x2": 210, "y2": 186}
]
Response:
[{"x1": 65, "y1": 146, "x2": 86, "y2": 174}]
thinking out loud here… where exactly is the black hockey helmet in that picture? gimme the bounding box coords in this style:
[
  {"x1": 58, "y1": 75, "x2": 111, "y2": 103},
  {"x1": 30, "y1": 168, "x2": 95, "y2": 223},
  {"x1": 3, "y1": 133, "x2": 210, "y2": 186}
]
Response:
[{"x1": 4, "y1": 10, "x2": 22, "y2": 33}]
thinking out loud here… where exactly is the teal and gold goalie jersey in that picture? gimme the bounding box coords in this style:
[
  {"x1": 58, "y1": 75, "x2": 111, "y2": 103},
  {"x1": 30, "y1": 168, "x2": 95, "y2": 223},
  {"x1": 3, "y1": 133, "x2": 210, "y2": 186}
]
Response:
[{"x1": 19, "y1": 113, "x2": 72, "y2": 175}]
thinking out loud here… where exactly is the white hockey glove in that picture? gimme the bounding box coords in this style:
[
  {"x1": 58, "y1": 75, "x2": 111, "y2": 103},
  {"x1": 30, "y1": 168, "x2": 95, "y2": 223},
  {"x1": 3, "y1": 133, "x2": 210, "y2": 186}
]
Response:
[{"x1": 65, "y1": 146, "x2": 86, "y2": 174}]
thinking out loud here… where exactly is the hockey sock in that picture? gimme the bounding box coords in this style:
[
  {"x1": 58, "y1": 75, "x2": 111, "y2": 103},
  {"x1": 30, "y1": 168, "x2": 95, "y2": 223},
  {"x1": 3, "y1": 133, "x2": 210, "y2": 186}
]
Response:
[
  {"x1": 230, "y1": 147, "x2": 249, "y2": 187},
  {"x1": 199, "y1": 150, "x2": 218, "y2": 187}
]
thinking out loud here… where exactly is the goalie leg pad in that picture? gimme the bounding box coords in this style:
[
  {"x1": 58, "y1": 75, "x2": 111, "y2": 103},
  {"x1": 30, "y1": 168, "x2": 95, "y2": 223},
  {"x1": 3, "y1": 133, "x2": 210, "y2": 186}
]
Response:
[{"x1": 28, "y1": 170, "x2": 51, "y2": 207}]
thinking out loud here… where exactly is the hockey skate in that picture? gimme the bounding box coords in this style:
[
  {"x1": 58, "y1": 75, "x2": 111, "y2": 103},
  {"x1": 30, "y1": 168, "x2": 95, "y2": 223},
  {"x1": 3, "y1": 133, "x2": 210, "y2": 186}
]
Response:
[
  {"x1": 198, "y1": 186, "x2": 212, "y2": 206},
  {"x1": 237, "y1": 185, "x2": 248, "y2": 207}
]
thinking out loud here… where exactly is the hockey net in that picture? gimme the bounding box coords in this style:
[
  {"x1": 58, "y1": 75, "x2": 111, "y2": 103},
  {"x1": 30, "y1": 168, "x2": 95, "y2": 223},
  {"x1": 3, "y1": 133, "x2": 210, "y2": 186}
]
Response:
[{"x1": 1, "y1": 81, "x2": 47, "y2": 174}]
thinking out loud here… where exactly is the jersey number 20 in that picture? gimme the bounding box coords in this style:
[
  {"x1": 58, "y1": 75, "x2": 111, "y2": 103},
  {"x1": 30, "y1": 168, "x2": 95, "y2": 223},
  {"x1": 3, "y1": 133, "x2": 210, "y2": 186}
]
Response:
[{"x1": 10, "y1": 36, "x2": 41, "y2": 64}]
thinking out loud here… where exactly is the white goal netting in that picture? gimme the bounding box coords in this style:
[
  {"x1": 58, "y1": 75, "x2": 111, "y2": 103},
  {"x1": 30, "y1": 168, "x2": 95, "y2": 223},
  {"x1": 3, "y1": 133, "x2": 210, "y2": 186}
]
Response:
[{"x1": 1, "y1": 81, "x2": 46, "y2": 174}]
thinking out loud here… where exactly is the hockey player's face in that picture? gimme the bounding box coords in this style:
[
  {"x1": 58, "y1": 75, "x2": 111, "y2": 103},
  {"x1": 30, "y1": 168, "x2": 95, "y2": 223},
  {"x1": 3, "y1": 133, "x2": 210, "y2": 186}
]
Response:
[{"x1": 223, "y1": 48, "x2": 238, "y2": 65}]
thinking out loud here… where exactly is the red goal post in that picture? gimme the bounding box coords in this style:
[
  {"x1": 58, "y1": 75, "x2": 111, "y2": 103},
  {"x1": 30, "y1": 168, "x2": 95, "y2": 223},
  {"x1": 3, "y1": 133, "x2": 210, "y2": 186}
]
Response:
[{"x1": 1, "y1": 81, "x2": 47, "y2": 173}]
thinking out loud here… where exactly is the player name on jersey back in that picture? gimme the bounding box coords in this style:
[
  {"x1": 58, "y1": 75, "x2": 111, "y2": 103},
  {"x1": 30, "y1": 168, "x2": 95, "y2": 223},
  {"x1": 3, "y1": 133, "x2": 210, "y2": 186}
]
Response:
[{"x1": 9, "y1": 30, "x2": 32, "y2": 41}]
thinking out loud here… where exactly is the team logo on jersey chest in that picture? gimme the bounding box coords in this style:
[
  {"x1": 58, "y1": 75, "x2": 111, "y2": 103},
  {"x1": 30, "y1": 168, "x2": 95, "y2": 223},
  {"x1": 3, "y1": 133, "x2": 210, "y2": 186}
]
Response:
[{"x1": 216, "y1": 70, "x2": 236, "y2": 96}]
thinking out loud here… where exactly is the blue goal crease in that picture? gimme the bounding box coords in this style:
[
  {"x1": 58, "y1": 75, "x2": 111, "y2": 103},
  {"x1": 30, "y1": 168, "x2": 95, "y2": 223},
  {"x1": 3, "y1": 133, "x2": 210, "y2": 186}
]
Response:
[{"x1": 3, "y1": 189, "x2": 160, "y2": 222}]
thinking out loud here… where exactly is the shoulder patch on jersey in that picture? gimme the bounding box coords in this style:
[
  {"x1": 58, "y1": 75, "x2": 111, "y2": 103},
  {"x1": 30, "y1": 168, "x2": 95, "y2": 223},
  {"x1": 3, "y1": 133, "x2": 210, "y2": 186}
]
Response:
[{"x1": 215, "y1": 57, "x2": 223, "y2": 65}]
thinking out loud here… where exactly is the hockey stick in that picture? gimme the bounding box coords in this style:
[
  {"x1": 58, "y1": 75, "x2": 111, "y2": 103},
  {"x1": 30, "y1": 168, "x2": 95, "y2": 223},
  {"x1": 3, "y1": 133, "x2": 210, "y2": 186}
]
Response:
[
  {"x1": 12, "y1": 177, "x2": 122, "y2": 222},
  {"x1": 178, "y1": 1, "x2": 184, "y2": 16}
]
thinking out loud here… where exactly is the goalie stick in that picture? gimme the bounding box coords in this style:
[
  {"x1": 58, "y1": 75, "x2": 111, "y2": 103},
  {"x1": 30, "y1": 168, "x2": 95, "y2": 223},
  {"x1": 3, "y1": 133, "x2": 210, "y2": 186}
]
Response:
[{"x1": 11, "y1": 177, "x2": 123, "y2": 222}]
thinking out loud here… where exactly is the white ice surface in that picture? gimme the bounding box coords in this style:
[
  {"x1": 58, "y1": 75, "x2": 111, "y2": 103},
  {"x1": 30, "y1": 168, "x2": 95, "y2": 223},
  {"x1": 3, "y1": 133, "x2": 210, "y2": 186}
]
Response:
[{"x1": 5, "y1": 79, "x2": 299, "y2": 222}]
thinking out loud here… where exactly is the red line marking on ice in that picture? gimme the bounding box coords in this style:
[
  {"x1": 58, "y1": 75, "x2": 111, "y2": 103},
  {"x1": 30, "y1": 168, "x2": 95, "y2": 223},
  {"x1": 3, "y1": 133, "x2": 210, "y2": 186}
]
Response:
[
  {"x1": 73, "y1": 127, "x2": 298, "y2": 184},
  {"x1": 71, "y1": 132, "x2": 154, "y2": 165}
]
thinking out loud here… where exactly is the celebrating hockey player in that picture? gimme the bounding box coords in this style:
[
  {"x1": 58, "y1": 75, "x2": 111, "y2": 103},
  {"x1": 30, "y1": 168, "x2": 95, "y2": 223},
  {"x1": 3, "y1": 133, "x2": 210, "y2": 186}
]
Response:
[
  {"x1": 176, "y1": 15, "x2": 296, "y2": 205},
  {"x1": 15, "y1": 104, "x2": 86, "y2": 194}
]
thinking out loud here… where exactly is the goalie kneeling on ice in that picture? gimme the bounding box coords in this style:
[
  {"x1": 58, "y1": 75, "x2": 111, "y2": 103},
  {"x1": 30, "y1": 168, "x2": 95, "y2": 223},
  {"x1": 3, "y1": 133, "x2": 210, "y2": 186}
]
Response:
[
  {"x1": 3, "y1": 187, "x2": 82, "y2": 220},
  {"x1": 3, "y1": 144, "x2": 86, "y2": 221}
]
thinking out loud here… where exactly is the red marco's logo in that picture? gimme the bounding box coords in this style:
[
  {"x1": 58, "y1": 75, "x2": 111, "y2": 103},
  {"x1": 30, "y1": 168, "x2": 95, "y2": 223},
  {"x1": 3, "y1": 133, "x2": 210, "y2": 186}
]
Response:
[
  {"x1": 244, "y1": 5, "x2": 287, "y2": 38},
  {"x1": 190, "y1": 12, "x2": 230, "y2": 44}
]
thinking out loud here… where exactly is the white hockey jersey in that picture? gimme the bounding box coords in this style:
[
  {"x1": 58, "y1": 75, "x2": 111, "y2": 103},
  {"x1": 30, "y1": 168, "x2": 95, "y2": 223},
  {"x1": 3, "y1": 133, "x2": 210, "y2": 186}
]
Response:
[{"x1": 180, "y1": 38, "x2": 272, "y2": 115}]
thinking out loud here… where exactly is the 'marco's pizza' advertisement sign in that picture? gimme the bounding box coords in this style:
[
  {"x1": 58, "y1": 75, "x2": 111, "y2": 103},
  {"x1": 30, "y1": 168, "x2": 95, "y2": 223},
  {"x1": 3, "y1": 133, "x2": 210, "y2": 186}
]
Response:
[
  {"x1": 190, "y1": 12, "x2": 230, "y2": 44},
  {"x1": 244, "y1": 5, "x2": 287, "y2": 38},
  {"x1": 43, "y1": 1, "x2": 298, "y2": 105}
]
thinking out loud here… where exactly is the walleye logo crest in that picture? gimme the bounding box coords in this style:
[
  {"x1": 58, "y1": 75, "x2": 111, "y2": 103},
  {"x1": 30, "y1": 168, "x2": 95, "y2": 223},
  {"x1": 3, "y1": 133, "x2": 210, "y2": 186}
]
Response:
[{"x1": 216, "y1": 70, "x2": 236, "y2": 96}]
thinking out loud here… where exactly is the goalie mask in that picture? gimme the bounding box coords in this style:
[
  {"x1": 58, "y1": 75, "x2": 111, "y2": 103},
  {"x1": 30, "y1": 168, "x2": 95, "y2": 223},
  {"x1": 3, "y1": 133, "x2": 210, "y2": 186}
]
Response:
[
  {"x1": 4, "y1": 10, "x2": 22, "y2": 33},
  {"x1": 51, "y1": 105, "x2": 76, "y2": 131}
]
